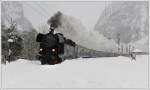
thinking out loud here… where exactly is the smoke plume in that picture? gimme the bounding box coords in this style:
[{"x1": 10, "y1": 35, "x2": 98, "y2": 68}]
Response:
[{"x1": 47, "y1": 11, "x2": 62, "y2": 28}]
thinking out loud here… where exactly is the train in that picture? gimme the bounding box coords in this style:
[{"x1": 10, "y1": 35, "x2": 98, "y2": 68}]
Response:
[{"x1": 63, "y1": 44, "x2": 119, "y2": 60}]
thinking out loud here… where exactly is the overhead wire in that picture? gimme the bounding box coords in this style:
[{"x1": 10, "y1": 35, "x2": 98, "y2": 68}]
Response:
[
  {"x1": 35, "y1": 2, "x2": 51, "y2": 16},
  {"x1": 23, "y1": 2, "x2": 48, "y2": 18}
]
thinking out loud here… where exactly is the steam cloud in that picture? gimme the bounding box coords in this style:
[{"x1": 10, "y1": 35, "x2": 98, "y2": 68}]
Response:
[{"x1": 47, "y1": 11, "x2": 117, "y2": 52}]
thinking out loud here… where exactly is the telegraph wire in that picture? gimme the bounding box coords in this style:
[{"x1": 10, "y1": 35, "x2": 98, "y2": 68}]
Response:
[
  {"x1": 35, "y1": 2, "x2": 51, "y2": 16},
  {"x1": 23, "y1": 2, "x2": 48, "y2": 18}
]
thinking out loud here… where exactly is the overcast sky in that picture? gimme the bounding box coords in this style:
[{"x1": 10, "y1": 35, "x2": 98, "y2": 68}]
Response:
[{"x1": 22, "y1": 1, "x2": 106, "y2": 31}]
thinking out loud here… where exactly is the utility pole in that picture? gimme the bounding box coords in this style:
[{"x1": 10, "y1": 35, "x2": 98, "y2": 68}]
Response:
[
  {"x1": 129, "y1": 44, "x2": 131, "y2": 53},
  {"x1": 117, "y1": 33, "x2": 121, "y2": 54}
]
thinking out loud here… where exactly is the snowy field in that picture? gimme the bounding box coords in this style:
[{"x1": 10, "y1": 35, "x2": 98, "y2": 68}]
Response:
[{"x1": 2, "y1": 55, "x2": 148, "y2": 88}]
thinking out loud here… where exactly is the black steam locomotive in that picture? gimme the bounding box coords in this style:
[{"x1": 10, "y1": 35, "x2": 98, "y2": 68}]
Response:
[{"x1": 36, "y1": 25, "x2": 76, "y2": 65}]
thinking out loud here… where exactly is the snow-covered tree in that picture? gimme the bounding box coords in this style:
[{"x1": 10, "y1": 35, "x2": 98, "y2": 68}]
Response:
[{"x1": 1, "y1": 20, "x2": 23, "y2": 63}]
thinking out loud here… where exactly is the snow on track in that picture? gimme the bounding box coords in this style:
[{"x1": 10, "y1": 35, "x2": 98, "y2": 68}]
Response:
[{"x1": 2, "y1": 55, "x2": 148, "y2": 88}]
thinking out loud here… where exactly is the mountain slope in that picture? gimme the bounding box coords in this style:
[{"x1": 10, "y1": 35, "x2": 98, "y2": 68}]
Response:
[
  {"x1": 1, "y1": 1, "x2": 39, "y2": 60},
  {"x1": 94, "y1": 1, "x2": 148, "y2": 52},
  {"x1": 1, "y1": 1, "x2": 33, "y2": 33}
]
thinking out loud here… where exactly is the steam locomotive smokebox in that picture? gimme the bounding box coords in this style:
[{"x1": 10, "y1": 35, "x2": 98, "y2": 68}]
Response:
[
  {"x1": 36, "y1": 33, "x2": 58, "y2": 48},
  {"x1": 36, "y1": 33, "x2": 44, "y2": 42}
]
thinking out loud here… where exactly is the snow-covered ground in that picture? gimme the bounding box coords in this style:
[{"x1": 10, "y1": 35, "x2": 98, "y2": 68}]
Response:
[{"x1": 2, "y1": 55, "x2": 148, "y2": 88}]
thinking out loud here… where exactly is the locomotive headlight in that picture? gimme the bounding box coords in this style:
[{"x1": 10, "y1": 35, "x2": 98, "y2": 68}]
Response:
[
  {"x1": 40, "y1": 48, "x2": 43, "y2": 51},
  {"x1": 52, "y1": 49, "x2": 55, "y2": 52}
]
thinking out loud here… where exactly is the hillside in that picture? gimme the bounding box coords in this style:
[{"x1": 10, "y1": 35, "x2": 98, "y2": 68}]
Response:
[
  {"x1": 94, "y1": 1, "x2": 148, "y2": 52},
  {"x1": 1, "y1": 1, "x2": 39, "y2": 60}
]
